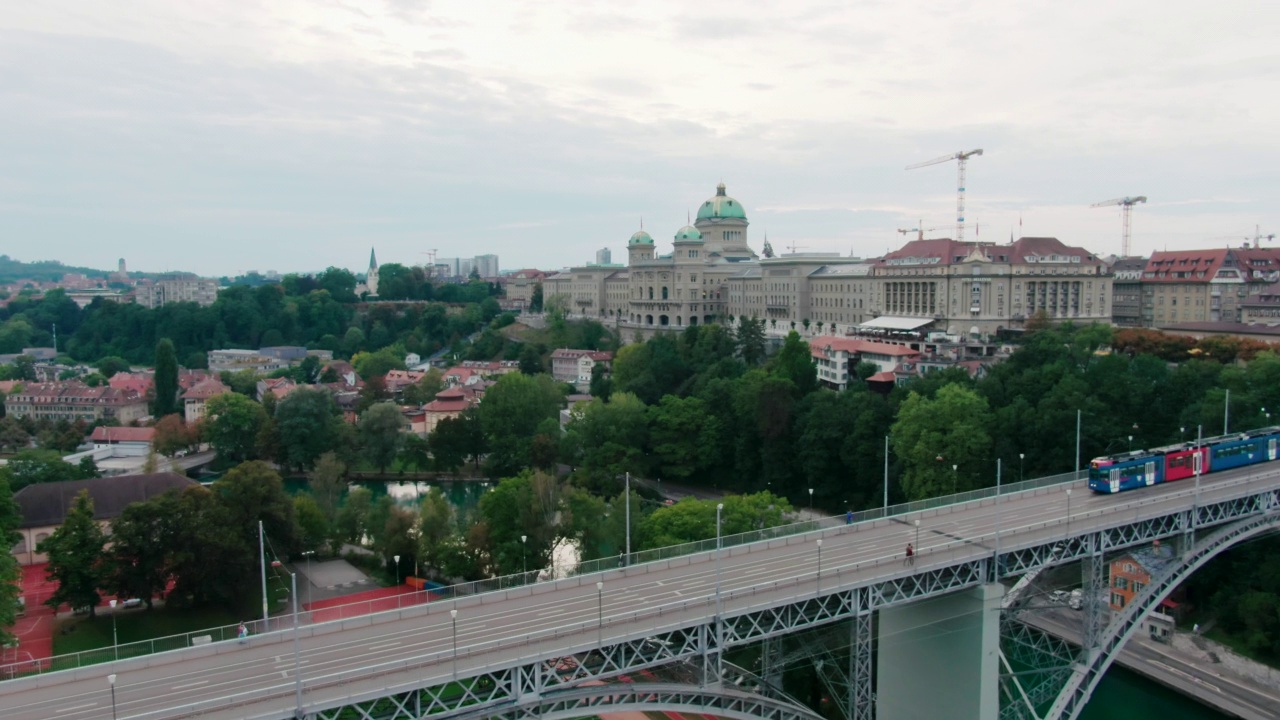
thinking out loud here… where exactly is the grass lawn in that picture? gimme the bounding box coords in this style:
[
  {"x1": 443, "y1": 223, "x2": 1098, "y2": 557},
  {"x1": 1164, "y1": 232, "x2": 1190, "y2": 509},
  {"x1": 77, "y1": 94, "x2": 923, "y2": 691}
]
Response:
[{"x1": 53, "y1": 605, "x2": 242, "y2": 657}]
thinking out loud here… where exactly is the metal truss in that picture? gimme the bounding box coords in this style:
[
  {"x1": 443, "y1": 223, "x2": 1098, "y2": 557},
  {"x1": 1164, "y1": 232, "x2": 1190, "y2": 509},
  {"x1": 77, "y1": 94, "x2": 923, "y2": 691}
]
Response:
[
  {"x1": 1045, "y1": 509, "x2": 1280, "y2": 720},
  {"x1": 998, "y1": 619, "x2": 1076, "y2": 720}
]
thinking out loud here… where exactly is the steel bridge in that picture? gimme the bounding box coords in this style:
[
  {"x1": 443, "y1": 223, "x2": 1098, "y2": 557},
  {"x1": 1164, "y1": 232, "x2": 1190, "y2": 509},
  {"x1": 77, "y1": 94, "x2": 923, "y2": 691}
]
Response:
[{"x1": 2, "y1": 464, "x2": 1278, "y2": 720}]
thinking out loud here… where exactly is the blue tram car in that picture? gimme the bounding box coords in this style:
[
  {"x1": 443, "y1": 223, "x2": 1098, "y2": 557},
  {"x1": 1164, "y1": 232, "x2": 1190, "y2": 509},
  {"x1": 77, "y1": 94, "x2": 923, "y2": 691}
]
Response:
[{"x1": 1088, "y1": 427, "x2": 1280, "y2": 494}]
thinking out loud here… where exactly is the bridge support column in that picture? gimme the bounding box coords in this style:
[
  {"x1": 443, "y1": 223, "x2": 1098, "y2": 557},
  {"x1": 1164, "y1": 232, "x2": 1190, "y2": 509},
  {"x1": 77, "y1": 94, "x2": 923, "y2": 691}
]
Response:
[
  {"x1": 762, "y1": 636, "x2": 784, "y2": 689},
  {"x1": 850, "y1": 598, "x2": 874, "y2": 720},
  {"x1": 876, "y1": 583, "x2": 1004, "y2": 720}
]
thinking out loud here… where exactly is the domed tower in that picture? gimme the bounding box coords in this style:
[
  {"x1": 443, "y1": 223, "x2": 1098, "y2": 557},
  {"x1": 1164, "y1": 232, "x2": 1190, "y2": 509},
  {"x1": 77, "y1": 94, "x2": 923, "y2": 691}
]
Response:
[
  {"x1": 694, "y1": 183, "x2": 755, "y2": 260},
  {"x1": 627, "y1": 229, "x2": 655, "y2": 264},
  {"x1": 672, "y1": 224, "x2": 704, "y2": 264}
]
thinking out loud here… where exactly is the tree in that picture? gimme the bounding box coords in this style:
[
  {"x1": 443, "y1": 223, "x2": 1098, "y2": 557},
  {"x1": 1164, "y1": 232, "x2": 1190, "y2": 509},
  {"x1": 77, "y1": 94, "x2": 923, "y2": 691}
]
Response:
[
  {"x1": 204, "y1": 393, "x2": 268, "y2": 462},
  {"x1": 94, "y1": 356, "x2": 131, "y2": 378},
  {"x1": 294, "y1": 494, "x2": 331, "y2": 554},
  {"x1": 153, "y1": 338, "x2": 180, "y2": 417},
  {"x1": 0, "y1": 417, "x2": 30, "y2": 453},
  {"x1": 476, "y1": 372, "x2": 564, "y2": 475},
  {"x1": 562, "y1": 393, "x2": 648, "y2": 490},
  {"x1": 402, "y1": 369, "x2": 444, "y2": 406},
  {"x1": 335, "y1": 486, "x2": 374, "y2": 545},
  {"x1": 530, "y1": 283, "x2": 544, "y2": 312},
  {"x1": 360, "y1": 402, "x2": 406, "y2": 474},
  {"x1": 649, "y1": 395, "x2": 721, "y2": 481},
  {"x1": 275, "y1": 387, "x2": 344, "y2": 471},
  {"x1": 351, "y1": 346, "x2": 406, "y2": 379},
  {"x1": 401, "y1": 434, "x2": 432, "y2": 472},
  {"x1": 418, "y1": 489, "x2": 454, "y2": 575},
  {"x1": 107, "y1": 494, "x2": 176, "y2": 610},
  {"x1": 518, "y1": 344, "x2": 544, "y2": 376},
  {"x1": 891, "y1": 384, "x2": 994, "y2": 500},
  {"x1": 429, "y1": 410, "x2": 488, "y2": 473},
  {"x1": 0, "y1": 448, "x2": 90, "y2": 492},
  {"x1": 589, "y1": 362, "x2": 613, "y2": 401},
  {"x1": 357, "y1": 374, "x2": 390, "y2": 413},
  {"x1": 0, "y1": 476, "x2": 23, "y2": 643},
  {"x1": 638, "y1": 492, "x2": 790, "y2": 549},
  {"x1": 308, "y1": 452, "x2": 347, "y2": 522},
  {"x1": 152, "y1": 414, "x2": 196, "y2": 456},
  {"x1": 736, "y1": 318, "x2": 766, "y2": 366},
  {"x1": 165, "y1": 485, "x2": 254, "y2": 608},
  {"x1": 769, "y1": 331, "x2": 817, "y2": 396},
  {"x1": 39, "y1": 490, "x2": 106, "y2": 616},
  {"x1": 214, "y1": 461, "x2": 300, "y2": 558}
]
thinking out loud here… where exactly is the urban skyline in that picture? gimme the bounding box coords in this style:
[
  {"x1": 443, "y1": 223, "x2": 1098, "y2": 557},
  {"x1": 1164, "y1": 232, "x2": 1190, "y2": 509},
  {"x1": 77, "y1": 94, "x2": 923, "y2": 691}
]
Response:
[{"x1": 1, "y1": 2, "x2": 1276, "y2": 276}]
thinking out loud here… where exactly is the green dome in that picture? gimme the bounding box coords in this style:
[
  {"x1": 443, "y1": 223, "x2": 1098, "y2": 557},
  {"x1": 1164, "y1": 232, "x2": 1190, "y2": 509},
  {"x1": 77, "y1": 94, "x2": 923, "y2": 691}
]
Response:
[
  {"x1": 674, "y1": 225, "x2": 703, "y2": 242},
  {"x1": 696, "y1": 182, "x2": 747, "y2": 221},
  {"x1": 629, "y1": 230, "x2": 654, "y2": 245}
]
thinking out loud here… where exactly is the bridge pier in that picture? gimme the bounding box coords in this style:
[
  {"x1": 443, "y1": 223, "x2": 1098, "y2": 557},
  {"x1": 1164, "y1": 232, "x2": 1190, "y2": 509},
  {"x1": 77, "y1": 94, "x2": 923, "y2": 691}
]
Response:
[{"x1": 876, "y1": 583, "x2": 1004, "y2": 720}]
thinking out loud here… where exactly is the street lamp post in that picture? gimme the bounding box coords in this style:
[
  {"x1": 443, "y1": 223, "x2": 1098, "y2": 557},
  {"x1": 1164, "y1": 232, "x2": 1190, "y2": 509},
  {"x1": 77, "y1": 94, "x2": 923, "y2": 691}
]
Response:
[
  {"x1": 1194, "y1": 424, "x2": 1203, "y2": 517},
  {"x1": 715, "y1": 503, "x2": 724, "y2": 616},
  {"x1": 951, "y1": 464, "x2": 958, "y2": 495},
  {"x1": 259, "y1": 520, "x2": 269, "y2": 631},
  {"x1": 808, "y1": 488, "x2": 814, "y2": 514},
  {"x1": 291, "y1": 573, "x2": 302, "y2": 715},
  {"x1": 1225, "y1": 388, "x2": 1230, "y2": 435},
  {"x1": 1019, "y1": 453, "x2": 1025, "y2": 483},
  {"x1": 883, "y1": 435, "x2": 890, "y2": 511},
  {"x1": 302, "y1": 550, "x2": 315, "y2": 609},
  {"x1": 109, "y1": 598, "x2": 118, "y2": 661},
  {"x1": 1065, "y1": 489, "x2": 1073, "y2": 538},
  {"x1": 815, "y1": 539, "x2": 823, "y2": 595},
  {"x1": 595, "y1": 581, "x2": 604, "y2": 647},
  {"x1": 393, "y1": 555, "x2": 400, "y2": 588},
  {"x1": 1128, "y1": 435, "x2": 1133, "y2": 452},
  {"x1": 108, "y1": 674, "x2": 117, "y2": 720},
  {"x1": 624, "y1": 472, "x2": 631, "y2": 567},
  {"x1": 520, "y1": 535, "x2": 527, "y2": 576},
  {"x1": 450, "y1": 608, "x2": 458, "y2": 679},
  {"x1": 913, "y1": 520, "x2": 921, "y2": 563}
]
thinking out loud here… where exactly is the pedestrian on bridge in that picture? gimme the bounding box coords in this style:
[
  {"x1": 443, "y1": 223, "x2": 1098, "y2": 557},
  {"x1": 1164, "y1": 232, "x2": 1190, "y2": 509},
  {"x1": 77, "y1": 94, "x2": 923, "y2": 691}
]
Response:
[{"x1": 904, "y1": 543, "x2": 914, "y2": 567}]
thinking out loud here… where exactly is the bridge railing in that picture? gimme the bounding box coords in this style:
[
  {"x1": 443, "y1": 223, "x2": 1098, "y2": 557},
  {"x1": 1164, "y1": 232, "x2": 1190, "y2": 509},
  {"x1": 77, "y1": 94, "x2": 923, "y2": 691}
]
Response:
[{"x1": 0, "y1": 468, "x2": 1086, "y2": 680}]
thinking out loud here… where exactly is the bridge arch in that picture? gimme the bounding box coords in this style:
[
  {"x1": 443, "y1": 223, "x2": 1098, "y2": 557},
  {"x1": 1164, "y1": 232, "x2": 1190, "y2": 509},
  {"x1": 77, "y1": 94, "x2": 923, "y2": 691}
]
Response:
[
  {"x1": 473, "y1": 683, "x2": 824, "y2": 720},
  {"x1": 1047, "y1": 509, "x2": 1280, "y2": 720}
]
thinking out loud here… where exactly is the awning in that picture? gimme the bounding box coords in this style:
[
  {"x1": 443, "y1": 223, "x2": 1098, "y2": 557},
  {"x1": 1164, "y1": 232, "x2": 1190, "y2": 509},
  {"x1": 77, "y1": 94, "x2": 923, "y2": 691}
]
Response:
[{"x1": 858, "y1": 316, "x2": 934, "y2": 331}]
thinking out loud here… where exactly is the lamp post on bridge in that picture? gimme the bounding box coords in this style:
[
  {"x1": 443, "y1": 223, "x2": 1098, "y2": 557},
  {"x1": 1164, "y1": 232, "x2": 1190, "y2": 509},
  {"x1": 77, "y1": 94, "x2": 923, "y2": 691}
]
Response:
[
  {"x1": 951, "y1": 464, "x2": 958, "y2": 495},
  {"x1": 109, "y1": 598, "x2": 118, "y2": 661},
  {"x1": 302, "y1": 550, "x2": 315, "y2": 609},
  {"x1": 715, "y1": 503, "x2": 724, "y2": 618},
  {"x1": 520, "y1": 535, "x2": 527, "y2": 576},
  {"x1": 595, "y1": 581, "x2": 604, "y2": 648},
  {"x1": 108, "y1": 674, "x2": 117, "y2": 720},
  {"x1": 808, "y1": 488, "x2": 814, "y2": 514},
  {"x1": 393, "y1": 555, "x2": 400, "y2": 588},
  {"x1": 450, "y1": 608, "x2": 459, "y2": 679},
  {"x1": 816, "y1": 539, "x2": 823, "y2": 595},
  {"x1": 1065, "y1": 488, "x2": 1073, "y2": 539}
]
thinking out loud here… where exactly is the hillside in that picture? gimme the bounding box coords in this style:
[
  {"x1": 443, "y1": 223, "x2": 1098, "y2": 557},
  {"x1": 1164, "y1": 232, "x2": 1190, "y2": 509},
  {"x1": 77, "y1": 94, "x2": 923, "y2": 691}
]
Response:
[{"x1": 0, "y1": 255, "x2": 111, "y2": 284}]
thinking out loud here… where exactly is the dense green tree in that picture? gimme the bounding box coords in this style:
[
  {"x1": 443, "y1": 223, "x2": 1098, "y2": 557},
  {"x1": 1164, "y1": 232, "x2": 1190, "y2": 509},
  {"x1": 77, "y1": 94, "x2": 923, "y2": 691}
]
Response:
[
  {"x1": 429, "y1": 410, "x2": 488, "y2": 472},
  {"x1": 153, "y1": 338, "x2": 180, "y2": 417},
  {"x1": 352, "y1": 346, "x2": 406, "y2": 379},
  {"x1": 418, "y1": 489, "x2": 455, "y2": 575},
  {"x1": 769, "y1": 331, "x2": 817, "y2": 396},
  {"x1": 166, "y1": 485, "x2": 253, "y2": 608},
  {"x1": 106, "y1": 494, "x2": 176, "y2": 610},
  {"x1": 307, "y1": 451, "x2": 347, "y2": 522},
  {"x1": 275, "y1": 388, "x2": 344, "y2": 471},
  {"x1": 401, "y1": 434, "x2": 432, "y2": 471},
  {"x1": 477, "y1": 372, "x2": 564, "y2": 476},
  {"x1": 589, "y1": 362, "x2": 612, "y2": 400},
  {"x1": 152, "y1": 414, "x2": 196, "y2": 456},
  {"x1": 892, "y1": 384, "x2": 994, "y2": 500},
  {"x1": 649, "y1": 395, "x2": 722, "y2": 481},
  {"x1": 39, "y1": 490, "x2": 106, "y2": 616},
  {"x1": 529, "y1": 283, "x2": 544, "y2": 312},
  {"x1": 335, "y1": 486, "x2": 374, "y2": 545},
  {"x1": 0, "y1": 449, "x2": 92, "y2": 492},
  {"x1": 735, "y1": 318, "x2": 767, "y2": 366},
  {"x1": 518, "y1": 343, "x2": 543, "y2": 376},
  {"x1": 359, "y1": 402, "x2": 406, "y2": 474},
  {"x1": 637, "y1": 492, "x2": 791, "y2": 549},
  {"x1": 94, "y1": 356, "x2": 131, "y2": 378},
  {"x1": 214, "y1": 461, "x2": 300, "y2": 557},
  {"x1": 562, "y1": 392, "x2": 648, "y2": 490},
  {"x1": 474, "y1": 470, "x2": 561, "y2": 576},
  {"x1": 401, "y1": 369, "x2": 444, "y2": 406},
  {"x1": 0, "y1": 477, "x2": 23, "y2": 644},
  {"x1": 294, "y1": 494, "x2": 331, "y2": 554},
  {"x1": 0, "y1": 417, "x2": 31, "y2": 452},
  {"x1": 317, "y1": 267, "x2": 359, "y2": 303},
  {"x1": 204, "y1": 393, "x2": 268, "y2": 462}
]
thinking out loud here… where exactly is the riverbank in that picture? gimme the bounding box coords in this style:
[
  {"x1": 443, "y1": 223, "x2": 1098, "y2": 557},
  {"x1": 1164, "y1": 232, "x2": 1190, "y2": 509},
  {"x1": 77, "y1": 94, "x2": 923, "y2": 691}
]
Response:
[{"x1": 1025, "y1": 608, "x2": 1280, "y2": 719}]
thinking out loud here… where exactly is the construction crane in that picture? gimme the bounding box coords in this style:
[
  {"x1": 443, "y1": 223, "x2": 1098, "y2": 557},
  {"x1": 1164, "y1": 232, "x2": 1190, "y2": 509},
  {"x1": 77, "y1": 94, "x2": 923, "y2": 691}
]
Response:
[
  {"x1": 1247, "y1": 225, "x2": 1276, "y2": 247},
  {"x1": 1091, "y1": 196, "x2": 1147, "y2": 257},
  {"x1": 906, "y1": 149, "x2": 984, "y2": 242},
  {"x1": 897, "y1": 221, "x2": 938, "y2": 241}
]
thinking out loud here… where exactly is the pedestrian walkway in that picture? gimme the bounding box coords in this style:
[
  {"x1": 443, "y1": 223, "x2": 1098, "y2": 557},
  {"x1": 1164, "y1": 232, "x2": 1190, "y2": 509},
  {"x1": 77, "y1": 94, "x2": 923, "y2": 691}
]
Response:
[{"x1": 305, "y1": 584, "x2": 443, "y2": 623}]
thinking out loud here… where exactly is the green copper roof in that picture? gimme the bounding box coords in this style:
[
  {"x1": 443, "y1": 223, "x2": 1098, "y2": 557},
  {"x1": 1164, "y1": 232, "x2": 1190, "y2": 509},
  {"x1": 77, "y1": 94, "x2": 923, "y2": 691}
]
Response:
[
  {"x1": 674, "y1": 225, "x2": 703, "y2": 242},
  {"x1": 696, "y1": 182, "x2": 747, "y2": 220},
  {"x1": 629, "y1": 230, "x2": 654, "y2": 245}
]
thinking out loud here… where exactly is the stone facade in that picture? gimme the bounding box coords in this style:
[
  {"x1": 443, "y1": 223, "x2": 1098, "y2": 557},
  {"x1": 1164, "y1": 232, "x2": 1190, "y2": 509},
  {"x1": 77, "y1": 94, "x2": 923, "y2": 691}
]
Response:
[{"x1": 3, "y1": 381, "x2": 148, "y2": 423}]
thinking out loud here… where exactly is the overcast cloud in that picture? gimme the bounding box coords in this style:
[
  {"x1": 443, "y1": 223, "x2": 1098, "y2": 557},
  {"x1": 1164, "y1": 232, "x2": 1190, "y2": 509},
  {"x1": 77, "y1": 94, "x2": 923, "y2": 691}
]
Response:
[{"x1": 2, "y1": 0, "x2": 1277, "y2": 275}]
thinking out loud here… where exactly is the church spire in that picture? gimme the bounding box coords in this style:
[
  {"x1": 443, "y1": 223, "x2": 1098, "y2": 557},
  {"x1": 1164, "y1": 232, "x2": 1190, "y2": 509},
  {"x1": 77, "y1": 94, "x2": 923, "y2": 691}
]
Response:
[{"x1": 369, "y1": 247, "x2": 378, "y2": 270}]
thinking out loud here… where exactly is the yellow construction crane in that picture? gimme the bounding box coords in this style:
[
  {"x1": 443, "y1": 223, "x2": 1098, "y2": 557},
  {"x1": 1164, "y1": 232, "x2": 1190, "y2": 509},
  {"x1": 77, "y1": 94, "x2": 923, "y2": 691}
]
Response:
[
  {"x1": 906, "y1": 149, "x2": 984, "y2": 242},
  {"x1": 897, "y1": 221, "x2": 938, "y2": 241},
  {"x1": 1091, "y1": 196, "x2": 1147, "y2": 257}
]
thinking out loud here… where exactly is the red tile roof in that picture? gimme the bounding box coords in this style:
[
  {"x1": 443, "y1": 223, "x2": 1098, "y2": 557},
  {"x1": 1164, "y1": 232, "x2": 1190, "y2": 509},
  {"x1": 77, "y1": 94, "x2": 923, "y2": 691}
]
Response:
[
  {"x1": 90, "y1": 426, "x2": 156, "y2": 443},
  {"x1": 809, "y1": 336, "x2": 920, "y2": 357},
  {"x1": 181, "y1": 377, "x2": 230, "y2": 400}
]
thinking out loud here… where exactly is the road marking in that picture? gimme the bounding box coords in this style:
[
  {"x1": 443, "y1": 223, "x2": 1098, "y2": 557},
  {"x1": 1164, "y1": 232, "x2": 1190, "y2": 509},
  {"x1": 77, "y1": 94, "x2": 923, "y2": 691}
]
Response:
[
  {"x1": 172, "y1": 680, "x2": 209, "y2": 690},
  {"x1": 57, "y1": 704, "x2": 98, "y2": 713},
  {"x1": 368, "y1": 641, "x2": 402, "y2": 651}
]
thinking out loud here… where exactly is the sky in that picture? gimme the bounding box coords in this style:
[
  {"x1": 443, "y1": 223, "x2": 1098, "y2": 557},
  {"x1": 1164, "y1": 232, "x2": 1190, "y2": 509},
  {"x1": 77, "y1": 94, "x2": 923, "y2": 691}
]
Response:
[{"x1": 2, "y1": 0, "x2": 1278, "y2": 276}]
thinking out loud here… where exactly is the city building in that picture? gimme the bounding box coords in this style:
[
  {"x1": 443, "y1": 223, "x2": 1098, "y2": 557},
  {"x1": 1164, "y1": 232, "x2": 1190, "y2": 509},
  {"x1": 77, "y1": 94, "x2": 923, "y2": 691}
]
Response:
[
  {"x1": 65, "y1": 288, "x2": 131, "y2": 309},
  {"x1": 134, "y1": 276, "x2": 219, "y2": 308},
  {"x1": 3, "y1": 382, "x2": 148, "y2": 423},
  {"x1": 809, "y1": 337, "x2": 921, "y2": 391},
  {"x1": 356, "y1": 248, "x2": 379, "y2": 297},
  {"x1": 1136, "y1": 246, "x2": 1280, "y2": 328},
  {"x1": 181, "y1": 377, "x2": 231, "y2": 423},
  {"x1": 504, "y1": 269, "x2": 548, "y2": 310},
  {"x1": 550, "y1": 349, "x2": 613, "y2": 389},
  {"x1": 595, "y1": 248, "x2": 612, "y2": 266},
  {"x1": 474, "y1": 254, "x2": 500, "y2": 279},
  {"x1": 89, "y1": 426, "x2": 156, "y2": 448},
  {"x1": 207, "y1": 349, "x2": 290, "y2": 374},
  {"x1": 1108, "y1": 543, "x2": 1182, "y2": 616},
  {"x1": 1109, "y1": 256, "x2": 1148, "y2": 327},
  {"x1": 423, "y1": 387, "x2": 478, "y2": 434},
  {"x1": 11, "y1": 473, "x2": 198, "y2": 565},
  {"x1": 544, "y1": 183, "x2": 1113, "y2": 342}
]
